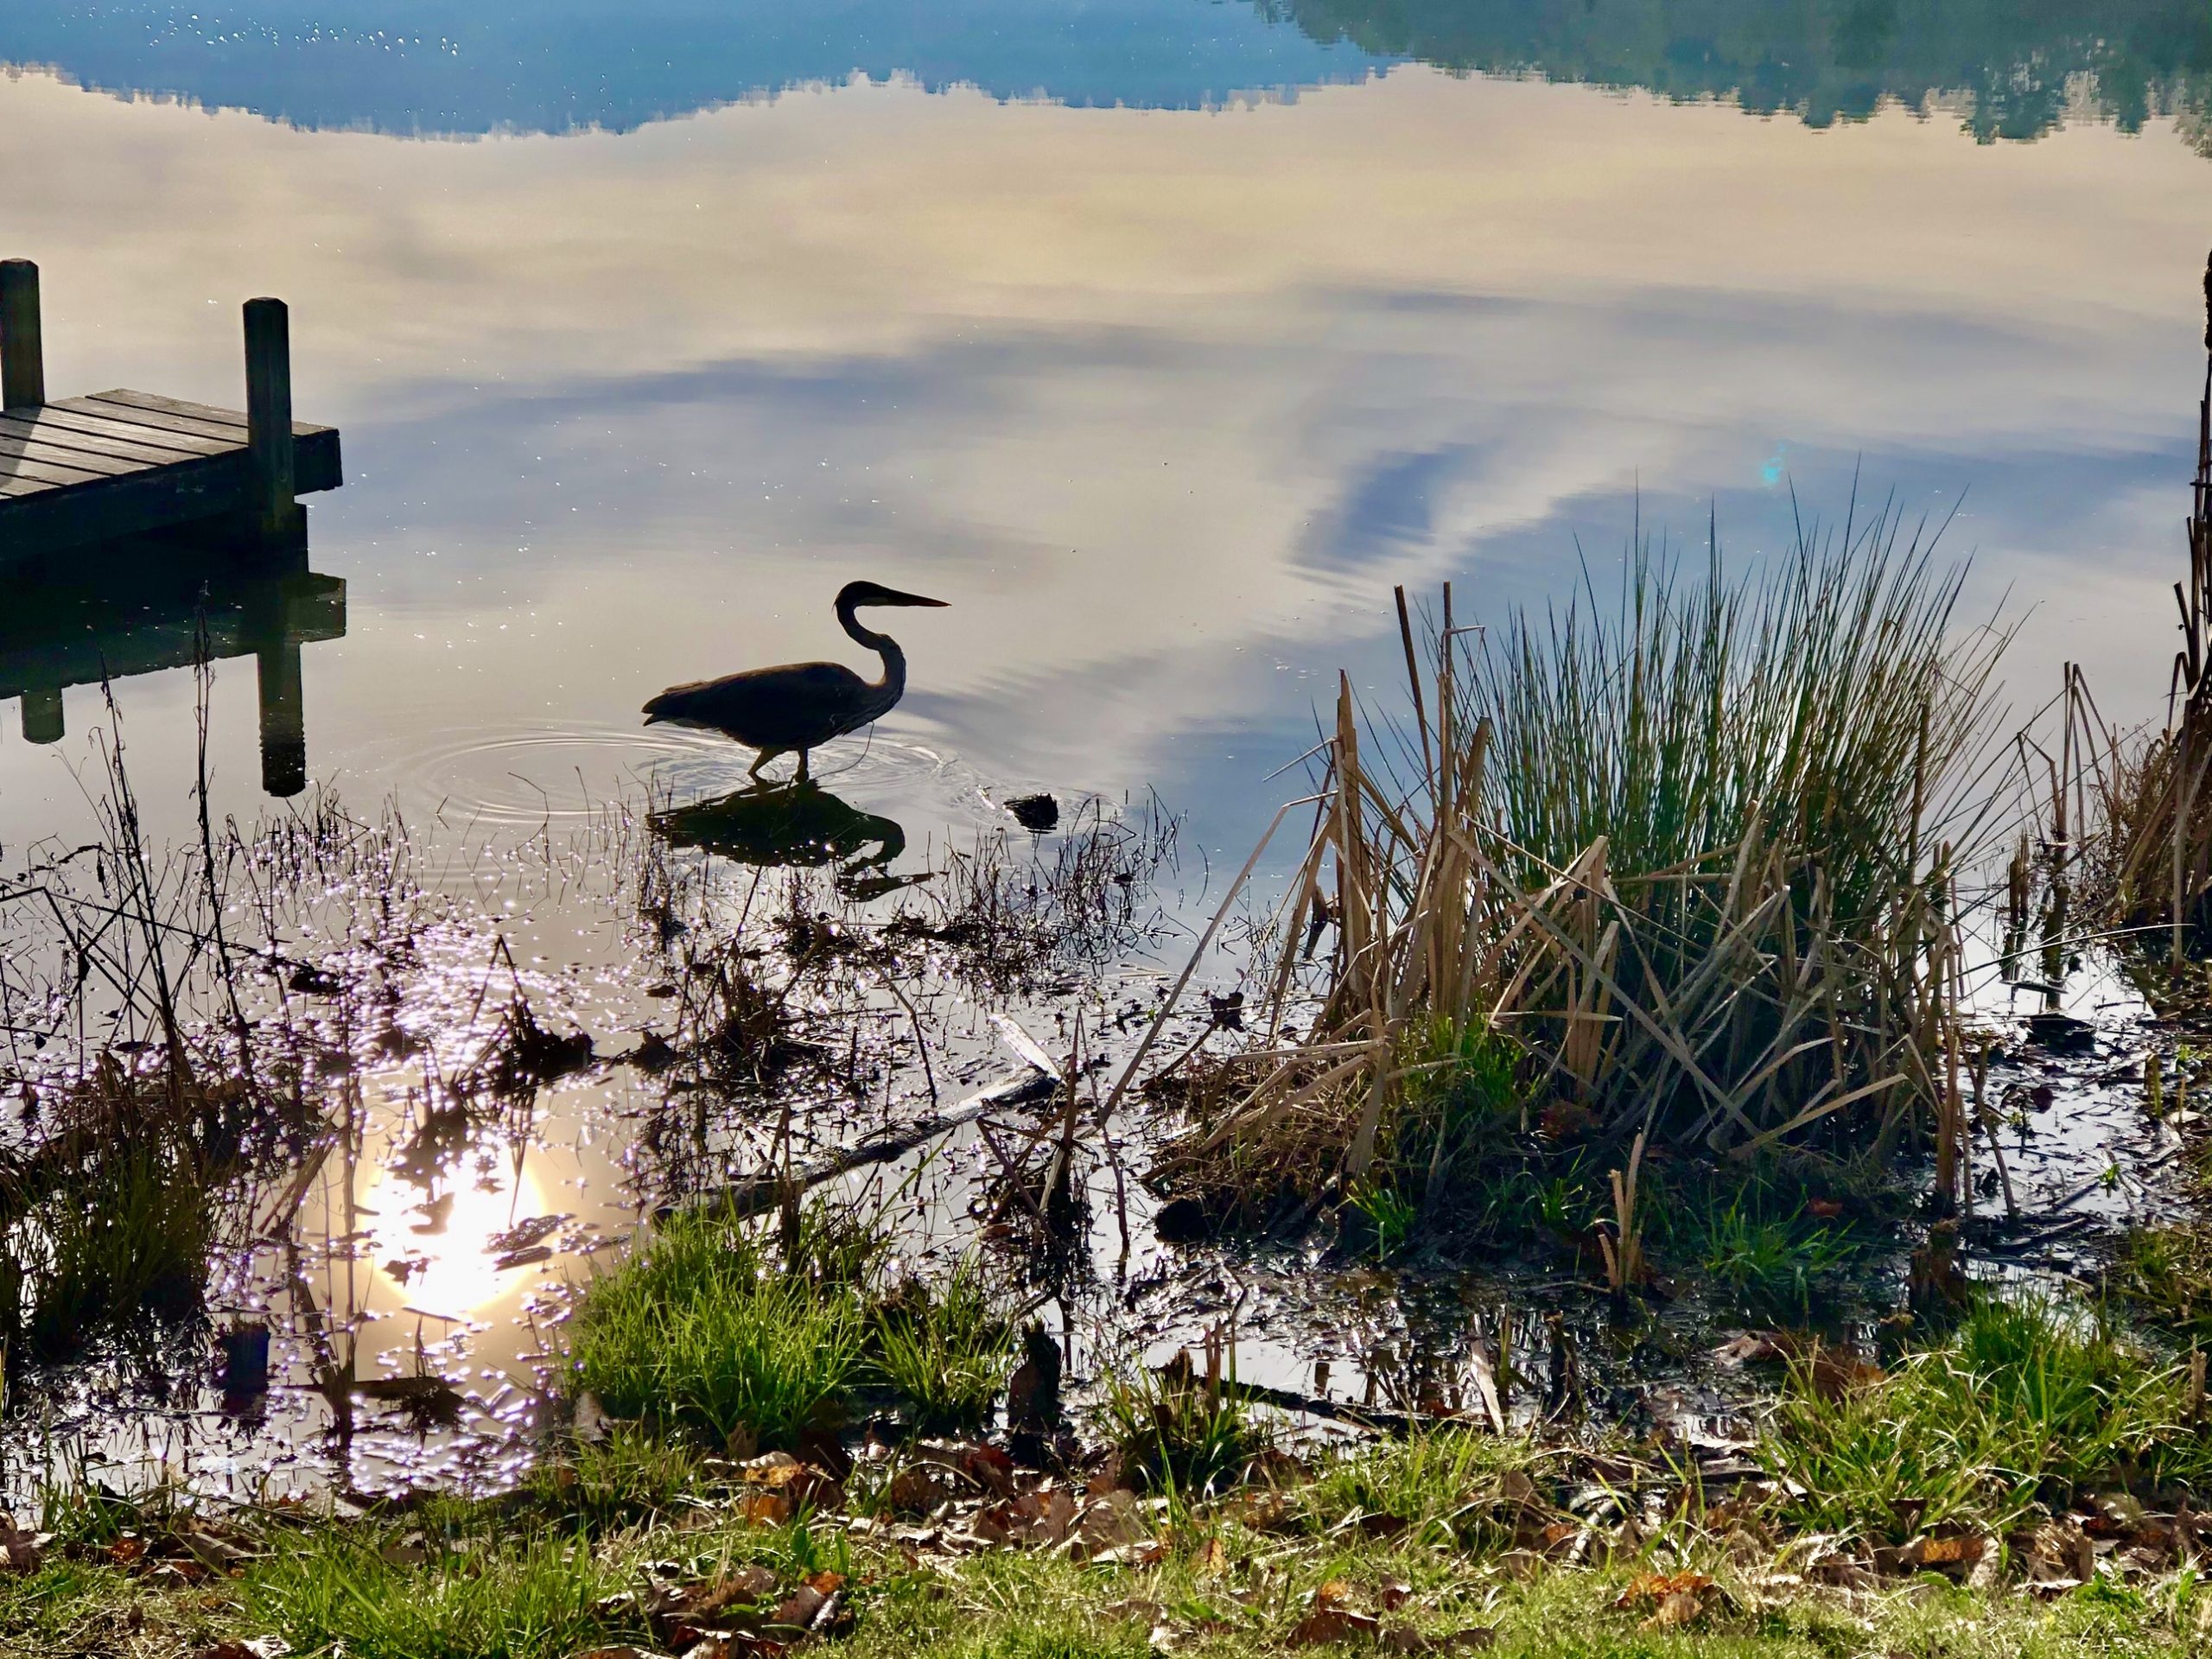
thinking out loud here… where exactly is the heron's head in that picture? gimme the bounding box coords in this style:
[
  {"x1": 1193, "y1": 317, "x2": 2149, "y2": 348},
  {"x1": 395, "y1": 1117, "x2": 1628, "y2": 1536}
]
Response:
[{"x1": 836, "y1": 580, "x2": 950, "y2": 611}]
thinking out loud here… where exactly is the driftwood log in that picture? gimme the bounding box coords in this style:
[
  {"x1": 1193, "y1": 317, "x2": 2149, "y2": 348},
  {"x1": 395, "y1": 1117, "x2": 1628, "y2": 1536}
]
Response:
[{"x1": 656, "y1": 1067, "x2": 1058, "y2": 1224}]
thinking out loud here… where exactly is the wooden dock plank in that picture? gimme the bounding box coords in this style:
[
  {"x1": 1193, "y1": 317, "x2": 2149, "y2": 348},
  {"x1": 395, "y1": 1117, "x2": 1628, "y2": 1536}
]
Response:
[
  {"x1": 0, "y1": 406, "x2": 213, "y2": 460},
  {"x1": 0, "y1": 417, "x2": 196, "y2": 471},
  {"x1": 5, "y1": 405, "x2": 235, "y2": 458},
  {"x1": 46, "y1": 396, "x2": 258, "y2": 446},
  {"x1": 0, "y1": 433, "x2": 149, "y2": 478},
  {"x1": 89, "y1": 389, "x2": 334, "y2": 436},
  {"x1": 0, "y1": 451, "x2": 106, "y2": 490},
  {"x1": 89, "y1": 389, "x2": 246, "y2": 429}
]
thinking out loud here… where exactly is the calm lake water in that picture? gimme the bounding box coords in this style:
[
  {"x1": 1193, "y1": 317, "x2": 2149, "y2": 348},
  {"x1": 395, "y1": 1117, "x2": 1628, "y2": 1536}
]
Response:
[
  {"x1": 3, "y1": 1, "x2": 2211, "y2": 862},
  {"x1": 3, "y1": 2, "x2": 2211, "y2": 1495}
]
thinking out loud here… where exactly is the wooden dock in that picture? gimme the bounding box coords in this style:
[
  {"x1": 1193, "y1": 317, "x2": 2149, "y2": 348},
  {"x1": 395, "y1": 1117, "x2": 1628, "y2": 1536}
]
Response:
[{"x1": 0, "y1": 260, "x2": 342, "y2": 559}]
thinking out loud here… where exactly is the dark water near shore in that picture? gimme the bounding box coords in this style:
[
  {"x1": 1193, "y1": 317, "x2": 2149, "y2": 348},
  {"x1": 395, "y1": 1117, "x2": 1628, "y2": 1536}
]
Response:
[{"x1": 3, "y1": 1, "x2": 2212, "y2": 1498}]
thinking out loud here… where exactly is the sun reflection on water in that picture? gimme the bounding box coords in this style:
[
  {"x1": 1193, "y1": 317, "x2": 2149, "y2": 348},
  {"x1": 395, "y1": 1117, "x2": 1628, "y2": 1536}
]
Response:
[{"x1": 364, "y1": 1147, "x2": 556, "y2": 1325}]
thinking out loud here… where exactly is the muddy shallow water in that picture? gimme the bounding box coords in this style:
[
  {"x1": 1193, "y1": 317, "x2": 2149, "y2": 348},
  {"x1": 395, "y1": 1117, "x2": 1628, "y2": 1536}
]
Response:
[{"x1": 5, "y1": 1, "x2": 2212, "y2": 1502}]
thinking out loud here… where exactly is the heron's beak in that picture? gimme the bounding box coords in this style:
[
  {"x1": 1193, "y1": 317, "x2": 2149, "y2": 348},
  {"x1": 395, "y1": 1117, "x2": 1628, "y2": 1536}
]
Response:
[{"x1": 880, "y1": 588, "x2": 950, "y2": 607}]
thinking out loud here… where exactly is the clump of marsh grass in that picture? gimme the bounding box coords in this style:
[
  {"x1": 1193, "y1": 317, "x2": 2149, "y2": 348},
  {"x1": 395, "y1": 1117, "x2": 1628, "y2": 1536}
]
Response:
[
  {"x1": 1141, "y1": 504, "x2": 2006, "y2": 1239},
  {"x1": 868, "y1": 1258, "x2": 1018, "y2": 1434},
  {"x1": 569, "y1": 1204, "x2": 866, "y2": 1450},
  {"x1": 6, "y1": 1127, "x2": 215, "y2": 1365},
  {"x1": 1762, "y1": 1291, "x2": 2211, "y2": 1541},
  {"x1": 1678, "y1": 1196, "x2": 1856, "y2": 1318},
  {"x1": 1098, "y1": 1347, "x2": 1272, "y2": 1497}
]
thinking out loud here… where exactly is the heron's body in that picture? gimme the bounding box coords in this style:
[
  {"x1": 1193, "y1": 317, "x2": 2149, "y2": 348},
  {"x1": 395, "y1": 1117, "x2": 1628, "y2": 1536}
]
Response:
[{"x1": 644, "y1": 581, "x2": 946, "y2": 779}]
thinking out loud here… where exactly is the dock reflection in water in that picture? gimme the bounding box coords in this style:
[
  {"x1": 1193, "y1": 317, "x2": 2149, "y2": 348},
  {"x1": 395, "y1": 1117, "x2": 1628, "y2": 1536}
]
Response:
[{"x1": 0, "y1": 539, "x2": 345, "y2": 797}]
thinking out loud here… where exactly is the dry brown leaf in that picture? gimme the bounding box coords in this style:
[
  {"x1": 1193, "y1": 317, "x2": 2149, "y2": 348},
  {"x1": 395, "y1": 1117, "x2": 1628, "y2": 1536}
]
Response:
[
  {"x1": 1611, "y1": 1571, "x2": 1713, "y2": 1611},
  {"x1": 1289, "y1": 1606, "x2": 1382, "y2": 1646},
  {"x1": 1639, "y1": 1591, "x2": 1703, "y2": 1631},
  {"x1": 741, "y1": 1491, "x2": 794, "y2": 1527},
  {"x1": 742, "y1": 1452, "x2": 806, "y2": 1487}
]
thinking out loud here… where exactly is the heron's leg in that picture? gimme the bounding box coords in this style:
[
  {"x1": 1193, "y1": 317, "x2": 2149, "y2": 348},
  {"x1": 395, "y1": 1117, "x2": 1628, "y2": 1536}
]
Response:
[
  {"x1": 795, "y1": 750, "x2": 812, "y2": 783},
  {"x1": 748, "y1": 748, "x2": 782, "y2": 781}
]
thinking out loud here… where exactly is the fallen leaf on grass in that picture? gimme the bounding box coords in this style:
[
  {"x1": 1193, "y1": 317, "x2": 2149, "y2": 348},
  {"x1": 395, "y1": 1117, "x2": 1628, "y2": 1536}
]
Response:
[
  {"x1": 1640, "y1": 1591, "x2": 1703, "y2": 1631},
  {"x1": 0, "y1": 1513, "x2": 45, "y2": 1573},
  {"x1": 1611, "y1": 1571, "x2": 1713, "y2": 1611},
  {"x1": 1873, "y1": 1531, "x2": 1991, "y2": 1580},
  {"x1": 742, "y1": 1452, "x2": 807, "y2": 1487},
  {"x1": 1289, "y1": 1606, "x2": 1382, "y2": 1646},
  {"x1": 1196, "y1": 1536, "x2": 1230, "y2": 1576},
  {"x1": 768, "y1": 1571, "x2": 848, "y2": 1636}
]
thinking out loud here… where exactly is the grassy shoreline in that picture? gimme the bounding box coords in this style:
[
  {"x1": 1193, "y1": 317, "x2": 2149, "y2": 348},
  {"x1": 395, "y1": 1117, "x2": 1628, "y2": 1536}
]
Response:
[{"x1": 5, "y1": 1416, "x2": 2207, "y2": 1659}]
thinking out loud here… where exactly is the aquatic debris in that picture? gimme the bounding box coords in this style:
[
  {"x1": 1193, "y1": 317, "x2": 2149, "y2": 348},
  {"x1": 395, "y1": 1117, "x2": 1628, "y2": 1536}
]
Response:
[
  {"x1": 1005, "y1": 793, "x2": 1060, "y2": 834},
  {"x1": 656, "y1": 1065, "x2": 1053, "y2": 1224}
]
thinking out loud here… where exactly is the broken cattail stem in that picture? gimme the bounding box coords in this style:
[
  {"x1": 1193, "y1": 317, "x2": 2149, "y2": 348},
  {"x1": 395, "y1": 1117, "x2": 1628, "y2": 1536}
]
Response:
[
  {"x1": 2178, "y1": 715, "x2": 2192, "y2": 964},
  {"x1": 1394, "y1": 584, "x2": 1433, "y2": 785}
]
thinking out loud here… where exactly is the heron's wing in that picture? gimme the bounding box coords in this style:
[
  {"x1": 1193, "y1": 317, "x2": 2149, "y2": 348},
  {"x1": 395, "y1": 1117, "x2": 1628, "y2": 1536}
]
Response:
[{"x1": 643, "y1": 661, "x2": 871, "y2": 747}]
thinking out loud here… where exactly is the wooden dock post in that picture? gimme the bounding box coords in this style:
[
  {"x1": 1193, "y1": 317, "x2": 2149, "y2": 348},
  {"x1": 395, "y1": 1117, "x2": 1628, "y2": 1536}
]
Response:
[
  {"x1": 256, "y1": 639, "x2": 307, "y2": 797},
  {"x1": 243, "y1": 296, "x2": 305, "y2": 550},
  {"x1": 21, "y1": 688, "x2": 62, "y2": 745},
  {"x1": 1, "y1": 259, "x2": 44, "y2": 410}
]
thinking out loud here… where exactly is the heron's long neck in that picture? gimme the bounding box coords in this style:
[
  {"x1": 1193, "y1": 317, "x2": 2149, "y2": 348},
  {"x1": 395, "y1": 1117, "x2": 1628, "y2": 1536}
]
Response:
[{"x1": 838, "y1": 602, "x2": 907, "y2": 719}]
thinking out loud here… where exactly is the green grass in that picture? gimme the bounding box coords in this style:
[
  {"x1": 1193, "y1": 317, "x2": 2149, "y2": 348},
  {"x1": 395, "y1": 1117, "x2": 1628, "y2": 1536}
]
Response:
[
  {"x1": 2114, "y1": 1221, "x2": 2212, "y2": 1343},
  {"x1": 1300, "y1": 1427, "x2": 1554, "y2": 1548},
  {"x1": 518, "y1": 1422, "x2": 702, "y2": 1527},
  {"x1": 1694, "y1": 1205, "x2": 1850, "y2": 1297},
  {"x1": 1763, "y1": 1291, "x2": 2212, "y2": 1541},
  {"x1": 870, "y1": 1258, "x2": 1018, "y2": 1433},
  {"x1": 4, "y1": 1451, "x2": 2211, "y2": 1659},
  {"x1": 569, "y1": 1205, "x2": 863, "y2": 1448},
  {"x1": 569, "y1": 1203, "x2": 1031, "y2": 1446},
  {"x1": 1347, "y1": 1018, "x2": 1531, "y2": 1257},
  {"x1": 244, "y1": 1529, "x2": 639, "y2": 1659}
]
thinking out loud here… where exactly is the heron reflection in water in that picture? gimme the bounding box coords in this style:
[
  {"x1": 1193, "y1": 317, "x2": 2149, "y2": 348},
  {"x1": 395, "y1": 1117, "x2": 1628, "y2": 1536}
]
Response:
[
  {"x1": 651, "y1": 782, "x2": 912, "y2": 895},
  {"x1": 644, "y1": 579, "x2": 948, "y2": 782}
]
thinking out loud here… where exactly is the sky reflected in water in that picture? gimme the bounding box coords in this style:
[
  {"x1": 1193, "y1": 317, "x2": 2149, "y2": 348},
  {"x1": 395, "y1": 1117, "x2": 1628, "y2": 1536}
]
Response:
[{"x1": 2, "y1": 54, "x2": 2208, "y2": 866}]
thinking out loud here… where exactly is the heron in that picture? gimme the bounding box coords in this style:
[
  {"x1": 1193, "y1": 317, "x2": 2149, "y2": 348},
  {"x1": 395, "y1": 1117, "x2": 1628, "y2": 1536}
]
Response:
[{"x1": 643, "y1": 580, "x2": 948, "y2": 780}]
